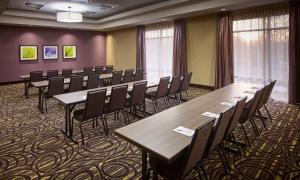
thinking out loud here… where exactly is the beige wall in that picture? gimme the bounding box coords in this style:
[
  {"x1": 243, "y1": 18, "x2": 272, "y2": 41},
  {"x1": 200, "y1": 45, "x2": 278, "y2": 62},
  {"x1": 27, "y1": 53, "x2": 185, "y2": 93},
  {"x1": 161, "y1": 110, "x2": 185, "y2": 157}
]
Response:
[
  {"x1": 106, "y1": 14, "x2": 217, "y2": 87},
  {"x1": 186, "y1": 15, "x2": 217, "y2": 86},
  {"x1": 106, "y1": 28, "x2": 137, "y2": 70}
]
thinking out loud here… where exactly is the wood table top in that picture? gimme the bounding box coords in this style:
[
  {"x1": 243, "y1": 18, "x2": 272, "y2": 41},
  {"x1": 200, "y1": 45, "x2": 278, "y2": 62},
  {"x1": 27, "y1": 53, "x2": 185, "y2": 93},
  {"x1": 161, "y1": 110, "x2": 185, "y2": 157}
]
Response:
[
  {"x1": 114, "y1": 83, "x2": 261, "y2": 163},
  {"x1": 53, "y1": 80, "x2": 159, "y2": 106}
]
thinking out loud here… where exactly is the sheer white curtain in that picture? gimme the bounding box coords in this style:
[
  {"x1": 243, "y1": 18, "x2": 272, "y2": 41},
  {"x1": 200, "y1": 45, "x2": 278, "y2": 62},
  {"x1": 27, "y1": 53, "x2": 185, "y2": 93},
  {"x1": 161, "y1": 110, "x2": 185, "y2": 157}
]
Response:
[
  {"x1": 233, "y1": 13, "x2": 289, "y2": 102},
  {"x1": 145, "y1": 23, "x2": 174, "y2": 82}
]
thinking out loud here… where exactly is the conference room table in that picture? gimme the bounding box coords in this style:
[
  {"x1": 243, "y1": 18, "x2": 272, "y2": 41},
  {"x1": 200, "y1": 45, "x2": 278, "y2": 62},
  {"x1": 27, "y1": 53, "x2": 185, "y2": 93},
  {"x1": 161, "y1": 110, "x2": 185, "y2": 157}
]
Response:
[
  {"x1": 19, "y1": 68, "x2": 109, "y2": 98},
  {"x1": 53, "y1": 80, "x2": 159, "y2": 142},
  {"x1": 30, "y1": 73, "x2": 114, "y2": 113},
  {"x1": 114, "y1": 83, "x2": 261, "y2": 180}
]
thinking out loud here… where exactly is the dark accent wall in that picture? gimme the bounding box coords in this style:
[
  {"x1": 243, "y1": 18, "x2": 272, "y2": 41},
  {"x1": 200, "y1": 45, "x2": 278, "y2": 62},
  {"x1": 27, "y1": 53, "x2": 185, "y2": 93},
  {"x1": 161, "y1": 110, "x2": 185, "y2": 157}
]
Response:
[{"x1": 0, "y1": 25, "x2": 106, "y2": 83}]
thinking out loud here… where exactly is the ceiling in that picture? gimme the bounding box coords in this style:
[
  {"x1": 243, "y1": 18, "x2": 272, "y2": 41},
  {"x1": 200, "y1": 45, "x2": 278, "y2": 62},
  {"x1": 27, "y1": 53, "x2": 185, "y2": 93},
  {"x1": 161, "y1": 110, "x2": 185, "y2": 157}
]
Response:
[
  {"x1": 7, "y1": 0, "x2": 170, "y2": 19},
  {"x1": 0, "y1": 0, "x2": 289, "y2": 31}
]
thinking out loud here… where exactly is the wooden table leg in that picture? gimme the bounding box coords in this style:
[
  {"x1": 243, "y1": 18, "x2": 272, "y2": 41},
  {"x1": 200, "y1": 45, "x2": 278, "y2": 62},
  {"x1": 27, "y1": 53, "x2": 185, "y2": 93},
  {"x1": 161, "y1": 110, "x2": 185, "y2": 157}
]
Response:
[{"x1": 142, "y1": 149, "x2": 148, "y2": 180}]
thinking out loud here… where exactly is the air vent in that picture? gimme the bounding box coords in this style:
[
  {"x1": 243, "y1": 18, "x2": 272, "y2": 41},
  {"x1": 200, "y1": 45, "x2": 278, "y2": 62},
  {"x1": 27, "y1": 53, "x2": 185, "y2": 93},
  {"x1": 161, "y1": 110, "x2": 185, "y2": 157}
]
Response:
[
  {"x1": 24, "y1": 2, "x2": 45, "y2": 10},
  {"x1": 69, "y1": 0, "x2": 89, "y2": 4},
  {"x1": 99, "y1": 4, "x2": 118, "y2": 10},
  {"x1": 83, "y1": 11, "x2": 96, "y2": 16}
]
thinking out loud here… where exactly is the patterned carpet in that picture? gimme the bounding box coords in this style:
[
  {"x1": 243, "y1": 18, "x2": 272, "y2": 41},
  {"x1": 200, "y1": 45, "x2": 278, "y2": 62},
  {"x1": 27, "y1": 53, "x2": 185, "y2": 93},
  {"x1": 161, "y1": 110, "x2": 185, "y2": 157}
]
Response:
[{"x1": 0, "y1": 83, "x2": 299, "y2": 179}]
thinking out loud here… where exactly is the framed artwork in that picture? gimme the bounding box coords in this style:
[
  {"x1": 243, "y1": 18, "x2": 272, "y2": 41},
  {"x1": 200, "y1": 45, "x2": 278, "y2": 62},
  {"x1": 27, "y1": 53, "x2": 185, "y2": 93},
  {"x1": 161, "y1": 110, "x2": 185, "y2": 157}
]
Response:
[
  {"x1": 43, "y1": 45, "x2": 58, "y2": 60},
  {"x1": 20, "y1": 45, "x2": 38, "y2": 61},
  {"x1": 63, "y1": 45, "x2": 77, "y2": 59}
]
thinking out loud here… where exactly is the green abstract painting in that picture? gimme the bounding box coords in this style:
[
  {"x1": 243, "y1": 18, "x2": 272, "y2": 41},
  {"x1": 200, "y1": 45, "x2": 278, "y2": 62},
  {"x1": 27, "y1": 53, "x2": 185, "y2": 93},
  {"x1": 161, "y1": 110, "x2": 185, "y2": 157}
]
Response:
[
  {"x1": 20, "y1": 46, "x2": 38, "y2": 61},
  {"x1": 63, "y1": 46, "x2": 77, "y2": 59}
]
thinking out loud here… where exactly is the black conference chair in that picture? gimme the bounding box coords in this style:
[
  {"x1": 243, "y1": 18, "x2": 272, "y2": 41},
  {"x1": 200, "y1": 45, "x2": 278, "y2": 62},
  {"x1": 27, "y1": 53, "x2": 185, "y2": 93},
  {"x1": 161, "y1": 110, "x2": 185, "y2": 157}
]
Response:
[
  {"x1": 42, "y1": 77, "x2": 64, "y2": 113},
  {"x1": 83, "y1": 67, "x2": 94, "y2": 76},
  {"x1": 68, "y1": 75, "x2": 83, "y2": 93},
  {"x1": 72, "y1": 89, "x2": 107, "y2": 144},
  {"x1": 149, "y1": 120, "x2": 215, "y2": 179},
  {"x1": 111, "y1": 70, "x2": 123, "y2": 85},
  {"x1": 95, "y1": 66, "x2": 104, "y2": 75},
  {"x1": 104, "y1": 85, "x2": 129, "y2": 134},
  {"x1": 167, "y1": 75, "x2": 182, "y2": 105},
  {"x1": 125, "y1": 81, "x2": 148, "y2": 119},
  {"x1": 106, "y1": 65, "x2": 114, "y2": 74},
  {"x1": 86, "y1": 74, "x2": 99, "y2": 90},
  {"x1": 62, "y1": 69, "x2": 73, "y2": 78},
  {"x1": 134, "y1": 68, "x2": 144, "y2": 81},
  {"x1": 27, "y1": 71, "x2": 43, "y2": 97},
  {"x1": 123, "y1": 69, "x2": 134, "y2": 83},
  {"x1": 145, "y1": 76, "x2": 170, "y2": 113},
  {"x1": 47, "y1": 70, "x2": 59, "y2": 79},
  {"x1": 179, "y1": 72, "x2": 192, "y2": 101}
]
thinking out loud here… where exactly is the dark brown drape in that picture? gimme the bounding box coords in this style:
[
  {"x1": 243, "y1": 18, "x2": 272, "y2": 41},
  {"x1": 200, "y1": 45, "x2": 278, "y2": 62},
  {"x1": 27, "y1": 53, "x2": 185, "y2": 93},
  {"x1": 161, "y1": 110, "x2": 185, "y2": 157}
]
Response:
[
  {"x1": 215, "y1": 12, "x2": 234, "y2": 89},
  {"x1": 289, "y1": 0, "x2": 300, "y2": 104},
  {"x1": 136, "y1": 25, "x2": 146, "y2": 70},
  {"x1": 173, "y1": 19, "x2": 187, "y2": 75}
]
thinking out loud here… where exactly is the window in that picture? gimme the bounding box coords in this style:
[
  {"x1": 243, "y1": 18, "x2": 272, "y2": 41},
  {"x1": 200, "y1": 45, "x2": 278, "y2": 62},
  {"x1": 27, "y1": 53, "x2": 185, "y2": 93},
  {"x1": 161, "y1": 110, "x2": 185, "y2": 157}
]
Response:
[
  {"x1": 145, "y1": 23, "x2": 174, "y2": 82},
  {"x1": 233, "y1": 14, "x2": 289, "y2": 102}
]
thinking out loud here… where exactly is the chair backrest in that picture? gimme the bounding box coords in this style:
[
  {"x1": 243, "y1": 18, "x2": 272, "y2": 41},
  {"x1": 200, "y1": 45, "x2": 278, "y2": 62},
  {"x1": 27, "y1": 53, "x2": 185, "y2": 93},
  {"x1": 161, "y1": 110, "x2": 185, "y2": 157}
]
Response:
[
  {"x1": 262, "y1": 80, "x2": 276, "y2": 105},
  {"x1": 106, "y1": 65, "x2": 114, "y2": 74},
  {"x1": 156, "y1": 76, "x2": 170, "y2": 98},
  {"x1": 84, "y1": 89, "x2": 106, "y2": 120},
  {"x1": 87, "y1": 74, "x2": 99, "y2": 89},
  {"x1": 83, "y1": 67, "x2": 94, "y2": 76},
  {"x1": 69, "y1": 75, "x2": 83, "y2": 92},
  {"x1": 108, "y1": 85, "x2": 128, "y2": 112},
  {"x1": 111, "y1": 70, "x2": 123, "y2": 85},
  {"x1": 47, "y1": 70, "x2": 59, "y2": 79},
  {"x1": 225, "y1": 97, "x2": 247, "y2": 136},
  {"x1": 206, "y1": 107, "x2": 234, "y2": 154},
  {"x1": 134, "y1": 68, "x2": 144, "y2": 81},
  {"x1": 246, "y1": 88, "x2": 264, "y2": 119},
  {"x1": 48, "y1": 77, "x2": 64, "y2": 97},
  {"x1": 95, "y1": 66, "x2": 104, "y2": 75},
  {"x1": 257, "y1": 84, "x2": 271, "y2": 110},
  {"x1": 168, "y1": 75, "x2": 182, "y2": 95},
  {"x1": 62, "y1": 69, "x2": 73, "y2": 78},
  {"x1": 129, "y1": 81, "x2": 147, "y2": 107},
  {"x1": 29, "y1": 71, "x2": 43, "y2": 82},
  {"x1": 181, "y1": 120, "x2": 215, "y2": 176},
  {"x1": 123, "y1": 69, "x2": 134, "y2": 83},
  {"x1": 180, "y1": 72, "x2": 192, "y2": 92}
]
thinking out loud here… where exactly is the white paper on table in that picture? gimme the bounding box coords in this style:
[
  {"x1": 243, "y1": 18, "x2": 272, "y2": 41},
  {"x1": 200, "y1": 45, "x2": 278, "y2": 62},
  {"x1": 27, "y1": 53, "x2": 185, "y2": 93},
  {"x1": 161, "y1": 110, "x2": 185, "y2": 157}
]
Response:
[
  {"x1": 81, "y1": 96, "x2": 86, "y2": 100},
  {"x1": 243, "y1": 90, "x2": 256, "y2": 94},
  {"x1": 220, "y1": 101, "x2": 235, "y2": 107},
  {"x1": 173, "y1": 126, "x2": 195, "y2": 137},
  {"x1": 202, "y1": 112, "x2": 220, "y2": 119}
]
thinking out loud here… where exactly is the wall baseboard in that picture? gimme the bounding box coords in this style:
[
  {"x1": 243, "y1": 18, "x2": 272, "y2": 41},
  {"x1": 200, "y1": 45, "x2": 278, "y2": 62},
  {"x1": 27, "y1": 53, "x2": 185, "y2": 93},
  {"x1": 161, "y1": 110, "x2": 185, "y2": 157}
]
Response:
[
  {"x1": 189, "y1": 83, "x2": 215, "y2": 91},
  {"x1": 0, "y1": 80, "x2": 24, "y2": 86}
]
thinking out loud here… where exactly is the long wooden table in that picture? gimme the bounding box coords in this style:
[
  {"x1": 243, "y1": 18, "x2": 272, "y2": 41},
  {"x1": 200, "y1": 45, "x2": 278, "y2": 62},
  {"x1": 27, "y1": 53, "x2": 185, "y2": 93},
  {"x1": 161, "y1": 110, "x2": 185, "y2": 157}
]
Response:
[
  {"x1": 31, "y1": 74, "x2": 114, "y2": 113},
  {"x1": 114, "y1": 83, "x2": 261, "y2": 179},
  {"x1": 53, "y1": 80, "x2": 159, "y2": 142}
]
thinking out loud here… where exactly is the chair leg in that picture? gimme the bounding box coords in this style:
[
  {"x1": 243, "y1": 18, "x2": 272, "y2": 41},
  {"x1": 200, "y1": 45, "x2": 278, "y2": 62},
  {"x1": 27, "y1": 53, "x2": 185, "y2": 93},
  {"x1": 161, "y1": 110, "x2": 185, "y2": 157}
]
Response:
[
  {"x1": 249, "y1": 117, "x2": 260, "y2": 136},
  {"x1": 152, "y1": 100, "x2": 157, "y2": 113},
  {"x1": 196, "y1": 161, "x2": 207, "y2": 180},
  {"x1": 217, "y1": 145, "x2": 230, "y2": 175},
  {"x1": 103, "y1": 115, "x2": 109, "y2": 135},
  {"x1": 257, "y1": 110, "x2": 267, "y2": 128},
  {"x1": 79, "y1": 122, "x2": 84, "y2": 145},
  {"x1": 240, "y1": 123, "x2": 251, "y2": 146},
  {"x1": 175, "y1": 94, "x2": 181, "y2": 104},
  {"x1": 121, "y1": 110, "x2": 128, "y2": 125},
  {"x1": 163, "y1": 97, "x2": 169, "y2": 109},
  {"x1": 264, "y1": 104, "x2": 272, "y2": 122},
  {"x1": 230, "y1": 132, "x2": 242, "y2": 155}
]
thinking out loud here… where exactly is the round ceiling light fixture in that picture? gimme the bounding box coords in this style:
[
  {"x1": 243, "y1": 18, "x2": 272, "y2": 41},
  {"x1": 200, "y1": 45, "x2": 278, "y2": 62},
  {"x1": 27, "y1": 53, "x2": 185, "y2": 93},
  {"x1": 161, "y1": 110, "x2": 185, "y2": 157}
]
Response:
[{"x1": 57, "y1": 7, "x2": 83, "y2": 23}]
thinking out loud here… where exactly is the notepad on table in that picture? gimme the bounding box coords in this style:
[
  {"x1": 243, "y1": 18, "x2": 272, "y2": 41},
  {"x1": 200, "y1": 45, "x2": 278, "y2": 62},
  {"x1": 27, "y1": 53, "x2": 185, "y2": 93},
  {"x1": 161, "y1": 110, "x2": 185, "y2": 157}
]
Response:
[
  {"x1": 173, "y1": 126, "x2": 195, "y2": 137},
  {"x1": 202, "y1": 112, "x2": 220, "y2": 119},
  {"x1": 81, "y1": 96, "x2": 86, "y2": 100},
  {"x1": 220, "y1": 101, "x2": 235, "y2": 107}
]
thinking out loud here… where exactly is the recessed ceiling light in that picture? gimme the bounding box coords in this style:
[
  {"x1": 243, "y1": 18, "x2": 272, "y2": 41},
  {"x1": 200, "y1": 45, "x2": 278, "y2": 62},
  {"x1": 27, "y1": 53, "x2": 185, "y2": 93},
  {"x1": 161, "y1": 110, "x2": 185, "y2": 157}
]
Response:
[{"x1": 221, "y1": 8, "x2": 227, "y2": 11}]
